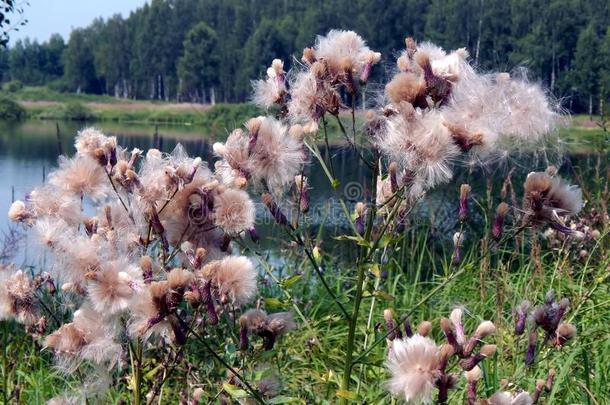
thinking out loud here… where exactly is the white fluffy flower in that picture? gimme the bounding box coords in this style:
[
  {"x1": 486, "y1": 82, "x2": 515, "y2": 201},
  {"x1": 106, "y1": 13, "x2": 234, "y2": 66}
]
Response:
[{"x1": 386, "y1": 334, "x2": 441, "y2": 403}]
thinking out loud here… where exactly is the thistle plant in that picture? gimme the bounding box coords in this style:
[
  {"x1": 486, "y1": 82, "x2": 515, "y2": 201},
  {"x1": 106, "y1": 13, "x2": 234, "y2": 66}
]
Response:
[{"x1": 2, "y1": 29, "x2": 600, "y2": 404}]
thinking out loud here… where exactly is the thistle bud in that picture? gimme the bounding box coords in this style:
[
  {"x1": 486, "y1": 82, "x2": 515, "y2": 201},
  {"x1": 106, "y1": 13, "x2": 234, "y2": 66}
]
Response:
[
  {"x1": 168, "y1": 315, "x2": 187, "y2": 345},
  {"x1": 452, "y1": 232, "x2": 465, "y2": 265},
  {"x1": 440, "y1": 317, "x2": 460, "y2": 352},
  {"x1": 302, "y1": 47, "x2": 315, "y2": 65},
  {"x1": 239, "y1": 316, "x2": 249, "y2": 350},
  {"x1": 404, "y1": 318, "x2": 413, "y2": 338},
  {"x1": 8, "y1": 200, "x2": 30, "y2": 222},
  {"x1": 439, "y1": 344, "x2": 455, "y2": 371},
  {"x1": 246, "y1": 117, "x2": 263, "y2": 155},
  {"x1": 262, "y1": 193, "x2": 288, "y2": 226},
  {"x1": 46, "y1": 278, "x2": 56, "y2": 295},
  {"x1": 464, "y1": 321, "x2": 495, "y2": 356},
  {"x1": 202, "y1": 281, "x2": 218, "y2": 325},
  {"x1": 355, "y1": 202, "x2": 367, "y2": 236},
  {"x1": 492, "y1": 202, "x2": 509, "y2": 241},
  {"x1": 383, "y1": 309, "x2": 400, "y2": 341},
  {"x1": 450, "y1": 308, "x2": 466, "y2": 345},
  {"x1": 459, "y1": 184, "x2": 471, "y2": 222},
  {"x1": 525, "y1": 330, "x2": 537, "y2": 366},
  {"x1": 417, "y1": 321, "x2": 432, "y2": 337},
  {"x1": 465, "y1": 366, "x2": 481, "y2": 405},
  {"x1": 248, "y1": 226, "x2": 260, "y2": 243},
  {"x1": 555, "y1": 323, "x2": 576, "y2": 347},
  {"x1": 140, "y1": 256, "x2": 154, "y2": 283},
  {"x1": 460, "y1": 344, "x2": 496, "y2": 371},
  {"x1": 295, "y1": 175, "x2": 309, "y2": 213},
  {"x1": 514, "y1": 300, "x2": 529, "y2": 336}
]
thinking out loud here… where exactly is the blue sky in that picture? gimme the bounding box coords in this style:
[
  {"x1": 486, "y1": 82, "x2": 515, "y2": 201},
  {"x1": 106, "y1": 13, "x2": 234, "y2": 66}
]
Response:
[{"x1": 9, "y1": 0, "x2": 149, "y2": 45}]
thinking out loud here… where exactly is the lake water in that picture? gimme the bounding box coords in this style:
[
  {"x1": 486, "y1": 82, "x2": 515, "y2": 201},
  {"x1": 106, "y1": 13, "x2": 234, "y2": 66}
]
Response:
[{"x1": 0, "y1": 120, "x2": 606, "y2": 269}]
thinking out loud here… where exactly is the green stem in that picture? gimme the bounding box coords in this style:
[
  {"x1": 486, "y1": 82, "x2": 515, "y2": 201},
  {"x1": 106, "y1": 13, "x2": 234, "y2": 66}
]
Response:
[
  {"x1": 131, "y1": 339, "x2": 143, "y2": 405},
  {"x1": 339, "y1": 158, "x2": 378, "y2": 403},
  {"x1": 178, "y1": 318, "x2": 266, "y2": 405},
  {"x1": 2, "y1": 322, "x2": 8, "y2": 405}
]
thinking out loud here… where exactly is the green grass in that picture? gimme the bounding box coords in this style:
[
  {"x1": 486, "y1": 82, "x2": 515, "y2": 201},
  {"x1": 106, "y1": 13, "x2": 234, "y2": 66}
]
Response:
[{"x1": 3, "y1": 212, "x2": 608, "y2": 404}]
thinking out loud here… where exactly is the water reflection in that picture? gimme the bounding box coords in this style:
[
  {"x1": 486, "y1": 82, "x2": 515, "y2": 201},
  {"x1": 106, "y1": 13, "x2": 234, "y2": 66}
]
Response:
[{"x1": 0, "y1": 120, "x2": 606, "y2": 269}]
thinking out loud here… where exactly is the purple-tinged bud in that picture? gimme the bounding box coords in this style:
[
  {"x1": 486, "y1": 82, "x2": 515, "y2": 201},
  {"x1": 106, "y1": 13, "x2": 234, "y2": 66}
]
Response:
[
  {"x1": 439, "y1": 344, "x2": 455, "y2": 371},
  {"x1": 464, "y1": 321, "x2": 496, "y2": 356},
  {"x1": 383, "y1": 309, "x2": 402, "y2": 340},
  {"x1": 108, "y1": 146, "x2": 118, "y2": 168},
  {"x1": 555, "y1": 323, "x2": 576, "y2": 347},
  {"x1": 404, "y1": 318, "x2": 413, "y2": 338},
  {"x1": 417, "y1": 321, "x2": 432, "y2": 337},
  {"x1": 295, "y1": 175, "x2": 309, "y2": 213},
  {"x1": 140, "y1": 256, "x2": 154, "y2": 284},
  {"x1": 355, "y1": 202, "x2": 366, "y2": 235},
  {"x1": 260, "y1": 329, "x2": 277, "y2": 351},
  {"x1": 360, "y1": 51, "x2": 380, "y2": 84},
  {"x1": 514, "y1": 300, "x2": 530, "y2": 335},
  {"x1": 185, "y1": 157, "x2": 202, "y2": 184},
  {"x1": 46, "y1": 278, "x2": 57, "y2": 295},
  {"x1": 146, "y1": 313, "x2": 164, "y2": 330},
  {"x1": 551, "y1": 298, "x2": 570, "y2": 327},
  {"x1": 525, "y1": 330, "x2": 538, "y2": 366},
  {"x1": 492, "y1": 202, "x2": 509, "y2": 241},
  {"x1": 435, "y1": 373, "x2": 457, "y2": 405},
  {"x1": 246, "y1": 117, "x2": 262, "y2": 156},
  {"x1": 450, "y1": 308, "x2": 466, "y2": 345},
  {"x1": 248, "y1": 226, "x2": 260, "y2": 243},
  {"x1": 239, "y1": 316, "x2": 249, "y2": 350},
  {"x1": 546, "y1": 369, "x2": 556, "y2": 391},
  {"x1": 452, "y1": 232, "x2": 464, "y2": 265},
  {"x1": 220, "y1": 234, "x2": 232, "y2": 252},
  {"x1": 531, "y1": 379, "x2": 546, "y2": 404},
  {"x1": 181, "y1": 242, "x2": 197, "y2": 268},
  {"x1": 460, "y1": 345, "x2": 496, "y2": 371},
  {"x1": 262, "y1": 193, "x2": 288, "y2": 226},
  {"x1": 168, "y1": 315, "x2": 187, "y2": 345},
  {"x1": 465, "y1": 366, "x2": 481, "y2": 405},
  {"x1": 440, "y1": 318, "x2": 460, "y2": 353},
  {"x1": 147, "y1": 206, "x2": 168, "y2": 252},
  {"x1": 458, "y1": 184, "x2": 471, "y2": 222},
  {"x1": 202, "y1": 281, "x2": 218, "y2": 325},
  {"x1": 360, "y1": 63, "x2": 372, "y2": 84}
]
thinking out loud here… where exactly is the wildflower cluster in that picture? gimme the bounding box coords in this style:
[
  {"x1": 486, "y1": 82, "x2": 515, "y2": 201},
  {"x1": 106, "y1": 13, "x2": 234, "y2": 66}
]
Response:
[
  {"x1": 2, "y1": 28, "x2": 594, "y2": 404},
  {"x1": 516, "y1": 290, "x2": 576, "y2": 367},
  {"x1": 384, "y1": 308, "x2": 561, "y2": 405},
  {"x1": 7, "y1": 127, "x2": 300, "y2": 401}
]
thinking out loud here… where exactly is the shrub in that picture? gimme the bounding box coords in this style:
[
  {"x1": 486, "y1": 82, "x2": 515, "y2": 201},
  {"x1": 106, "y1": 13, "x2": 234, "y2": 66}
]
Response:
[
  {"x1": 62, "y1": 101, "x2": 94, "y2": 121},
  {"x1": 2, "y1": 79, "x2": 23, "y2": 93},
  {"x1": 0, "y1": 97, "x2": 25, "y2": 120}
]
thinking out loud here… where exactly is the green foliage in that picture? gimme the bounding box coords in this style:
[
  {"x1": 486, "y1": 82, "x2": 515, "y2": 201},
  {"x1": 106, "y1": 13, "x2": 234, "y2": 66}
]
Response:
[
  {"x1": 61, "y1": 101, "x2": 94, "y2": 121},
  {"x1": 178, "y1": 22, "x2": 219, "y2": 102},
  {"x1": 1, "y1": 0, "x2": 609, "y2": 113},
  {"x1": 2, "y1": 78, "x2": 21, "y2": 92},
  {"x1": 197, "y1": 103, "x2": 264, "y2": 132},
  {"x1": 0, "y1": 96, "x2": 24, "y2": 120}
]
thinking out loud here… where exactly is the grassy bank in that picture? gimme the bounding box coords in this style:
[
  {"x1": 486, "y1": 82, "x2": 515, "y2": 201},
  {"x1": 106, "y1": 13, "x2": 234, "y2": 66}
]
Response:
[
  {"x1": 3, "y1": 87, "x2": 608, "y2": 139},
  {"x1": 2, "y1": 86, "x2": 265, "y2": 133}
]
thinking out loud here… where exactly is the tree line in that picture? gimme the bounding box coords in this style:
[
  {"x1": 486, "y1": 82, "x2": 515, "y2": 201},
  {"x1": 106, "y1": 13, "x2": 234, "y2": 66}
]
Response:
[{"x1": 0, "y1": 0, "x2": 609, "y2": 113}]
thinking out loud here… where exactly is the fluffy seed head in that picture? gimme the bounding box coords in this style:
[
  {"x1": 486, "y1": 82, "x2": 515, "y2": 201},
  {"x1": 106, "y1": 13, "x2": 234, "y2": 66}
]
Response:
[
  {"x1": 386, "y1": 334, "x2": 441, "y2": 403},
  {"x1": 213, "y1": 188, "x2": 255, "y2": 235},
  {"x1": 208, "y1": 256, "x2": 257, "y2": 305}
]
